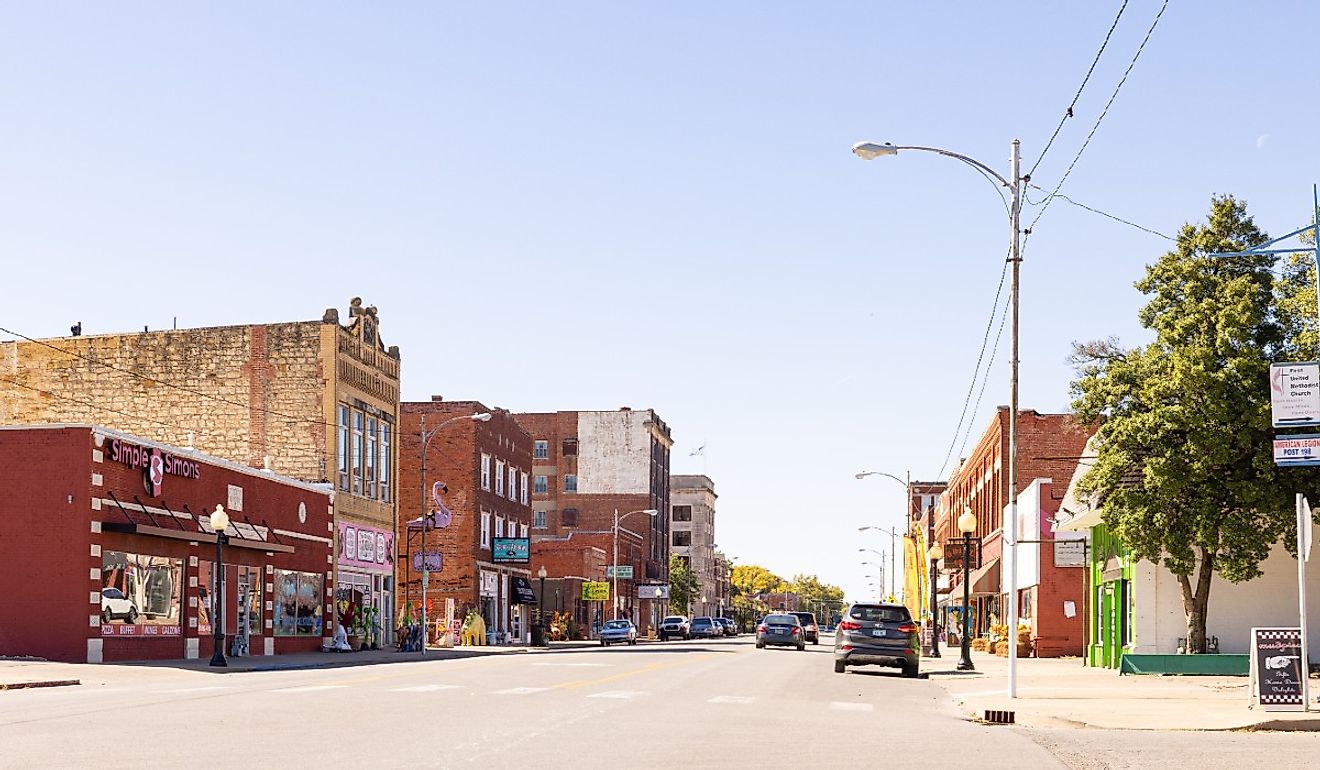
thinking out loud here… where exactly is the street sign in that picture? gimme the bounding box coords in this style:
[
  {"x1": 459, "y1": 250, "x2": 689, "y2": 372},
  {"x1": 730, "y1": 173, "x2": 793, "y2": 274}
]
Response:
[
  {"x1": 1271, "y1": 362, "x2": 1320, "y2": 427},
  {"x1": 1250, "y1": 627, "x2": 1305, "y2": 711},
  {"x1": 581, "y1": 581, "x2": 610, "y2": 601},
  {"x1": 605, "y1": 565, "x2": 633, "y2": 579},
  {"x1": 1274, "y1": 434, "x2": 1320, "y2": 466},
  {"x1": 492, "y1": 537, "x2": 530, "y2": 563},
  {"x1": 1053, "y1": 539, "x2": 1086, "y2": 567}
]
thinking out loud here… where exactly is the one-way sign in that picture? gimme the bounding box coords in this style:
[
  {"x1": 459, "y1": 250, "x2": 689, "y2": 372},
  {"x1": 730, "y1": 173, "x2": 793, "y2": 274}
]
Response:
[{"x1": 1271, "y1": 362, "x2": 1320, "y2": 427}]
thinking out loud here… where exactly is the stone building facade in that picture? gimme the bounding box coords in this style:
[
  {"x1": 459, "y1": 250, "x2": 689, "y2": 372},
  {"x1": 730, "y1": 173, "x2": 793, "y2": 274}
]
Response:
[
  {"x1": 671, "y1": 474, "x2": 719, "y2": 617},
  {"x1": 0, "y1": 299, "x2": 401, "y2": 645}
]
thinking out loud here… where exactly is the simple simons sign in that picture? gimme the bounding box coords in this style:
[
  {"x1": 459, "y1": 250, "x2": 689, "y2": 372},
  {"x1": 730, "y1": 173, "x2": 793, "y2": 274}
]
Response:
[{"x1": 108, "y1": 438, "x2": 201, "y2": 496}]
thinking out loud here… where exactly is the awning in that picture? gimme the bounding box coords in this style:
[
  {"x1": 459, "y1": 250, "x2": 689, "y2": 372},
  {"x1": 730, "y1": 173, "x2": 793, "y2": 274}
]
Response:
[
  {"x1": 511, "y1": 576, "x2": 538, "y2": 605},
  {"x1": 968, "y1": 558, "x2": 1001, "y2": 596},
  {"x1": 1055, "y1": 507, "x2": 1103, "y2": 532}
]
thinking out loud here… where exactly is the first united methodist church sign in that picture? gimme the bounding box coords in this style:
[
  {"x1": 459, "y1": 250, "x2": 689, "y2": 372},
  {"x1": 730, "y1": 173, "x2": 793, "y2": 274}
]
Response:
[{"x1": 107, "y1": 438, "x2": 202, "y2": 496}]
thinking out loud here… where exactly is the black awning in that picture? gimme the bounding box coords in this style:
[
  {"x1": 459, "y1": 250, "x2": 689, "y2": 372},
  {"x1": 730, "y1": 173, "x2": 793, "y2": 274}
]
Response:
[{"x1": 511, "y1": 576, "x2": 538, "y2": 604}]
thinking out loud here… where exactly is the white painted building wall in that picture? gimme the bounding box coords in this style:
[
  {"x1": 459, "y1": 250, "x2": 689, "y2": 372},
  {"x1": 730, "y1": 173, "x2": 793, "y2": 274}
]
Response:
[
  {"x1": 576, "y1": 411, "x2": 651, "y2": 494},
  {"x1": 1131, "y1": 519, "x2": 1320, "y2": 658}
]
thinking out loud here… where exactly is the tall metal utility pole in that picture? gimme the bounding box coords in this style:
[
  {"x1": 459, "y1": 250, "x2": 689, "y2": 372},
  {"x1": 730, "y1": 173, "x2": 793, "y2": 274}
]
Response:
[{"x1": 1006, "y1": 139, "x2": 1023, "y2": 699}]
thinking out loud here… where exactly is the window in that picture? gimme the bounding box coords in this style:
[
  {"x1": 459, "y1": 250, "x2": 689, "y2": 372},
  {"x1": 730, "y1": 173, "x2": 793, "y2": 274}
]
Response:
[
  {"x1": 495, "y1": 516, "x2": 505, "y2": 538},
  {"x1": 672, "y1": 505, "x2": 693, "y2": 522},
  {"x1": 534, "y1": 510, "x2": 547, "y2": 529},
  {"x1": 673, "y1": 530, "x2": 692, "y2": 547},
  {"x1": 337, "y1": 405, "x2": 350, "y2": 491},
  {"x1": 563, "y1": 474, "x2": 577, "y2": 492},
  {"x1": 481, "y1": 512, "x2": 492, "y2": 549},
  {"x1": 495, "y1": 460, "x2": 506, "y2": 496},
  {"x1": 562, "y1": 438, "x2": 578, "y2": 456},
  {"x1": 561, "y1": 508, "x2": 578, "y2": 527},
  {"x1": 534, "y1": 475, "x2": 548, "y2": 494},
  {"x1": 100, "y1": 551, "x2": 182, "y2": 633},
  {"x1": 380, "y1": 421, "x2": 392, "y2": 503},
  {"x1": 508, "y1": 466, "x2": 517, "y2": 501},
  {"x1": 351, "y1": 410, "x2": 364, "y2": 495},
  {"x1": 520, "y1": 472, "x2": 529, "y2": 504},
  {"x1": 273, "y1": 569, "x2": 324, "y2": 636},
  {"x1": 534, "y1": 440, "x2": 549, "y2": 460},
  {"x1": 481, "y1": 454, "x2": 491, "y2": 491},
  {"x1": 365, "y1": 416, "x2": 378, "y2": 499},
  {"x1": 520, "y1": 523, "x2": 529, "y2": 538}
]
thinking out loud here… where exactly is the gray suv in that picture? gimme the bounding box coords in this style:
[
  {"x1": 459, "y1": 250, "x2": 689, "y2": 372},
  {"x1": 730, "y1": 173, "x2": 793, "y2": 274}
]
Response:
[{"x1": 833, "y1": 602, "x2": 920, "y2": 678}]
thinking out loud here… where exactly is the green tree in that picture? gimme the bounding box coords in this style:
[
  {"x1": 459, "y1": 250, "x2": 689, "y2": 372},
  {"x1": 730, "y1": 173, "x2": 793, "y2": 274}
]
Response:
[
  {"x1": 786, "y1": 574, "x2": 845, "y2": 618},
  {"x1": 1071, "y1": 195, "x2": 1318, "y2": 653},
  {"x1": 667, "y1": 554, "x2": 701, "y2": 615},
  {"x1": 730, "y1": 564, "x2": 781, "y2": 597}
]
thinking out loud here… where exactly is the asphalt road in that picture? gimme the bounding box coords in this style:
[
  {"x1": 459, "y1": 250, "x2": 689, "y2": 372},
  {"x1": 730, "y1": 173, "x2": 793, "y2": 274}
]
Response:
[{"x1": 2, "y1": 637, "x2": 1318, "y2": 769}]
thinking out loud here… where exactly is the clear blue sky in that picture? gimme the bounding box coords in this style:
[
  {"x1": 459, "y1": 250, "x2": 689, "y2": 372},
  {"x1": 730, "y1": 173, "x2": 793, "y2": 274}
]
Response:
[{"x1": 3, "y1": 2, "x2": 1316, "y2": 602}]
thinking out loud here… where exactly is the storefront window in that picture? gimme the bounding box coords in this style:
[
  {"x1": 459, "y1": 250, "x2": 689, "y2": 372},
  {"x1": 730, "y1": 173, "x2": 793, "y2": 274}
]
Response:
[
  {"x1": 380, "y1": 421, "x2": 392, "y2": 503},
  {"x1": 274, "y1": 569, "x2": 323, "y2": 636},
  {"x1": 337, "y1": 404, "x2": 350, "y2": 491},
  {"x1": 101, "y1": 551, "x2": 182, "y2": 636},
  {"x1": 366, "y1": 415, "x2": 378, "y2": 499}
]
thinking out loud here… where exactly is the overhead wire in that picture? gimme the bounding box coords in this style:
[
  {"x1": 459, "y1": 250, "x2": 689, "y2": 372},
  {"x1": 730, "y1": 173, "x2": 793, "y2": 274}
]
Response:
[
  {"x1": 1025, "y1": 185, "x2": 1174, "y2": 240},
  {"x1": 1028, "y1": 0, "x2": 1132, "y2": 179}
]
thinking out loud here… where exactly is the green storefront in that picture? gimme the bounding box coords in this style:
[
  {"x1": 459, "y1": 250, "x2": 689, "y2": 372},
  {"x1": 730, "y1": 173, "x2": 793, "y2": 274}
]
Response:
[{"x1": 1088, "y1": 523, "x2": 1134, "y2": 669}]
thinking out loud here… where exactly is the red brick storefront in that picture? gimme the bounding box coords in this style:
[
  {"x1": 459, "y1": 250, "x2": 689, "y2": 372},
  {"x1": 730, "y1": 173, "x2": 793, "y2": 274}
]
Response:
[{"x1": 0, "y1": 426, "x2": 333, "y2": 663}]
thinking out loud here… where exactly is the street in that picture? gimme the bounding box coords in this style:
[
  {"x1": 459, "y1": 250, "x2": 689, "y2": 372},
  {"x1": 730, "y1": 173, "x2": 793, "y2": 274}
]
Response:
[{"x1": 3, "y1": 637, "x2": 1318, "y2": 769}]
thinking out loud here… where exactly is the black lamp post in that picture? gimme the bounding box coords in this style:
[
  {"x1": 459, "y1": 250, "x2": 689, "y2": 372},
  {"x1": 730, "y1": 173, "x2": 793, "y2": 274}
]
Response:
[
  {"x1": 209, "y1": 505, "x2": 230, "y2": 668},
  {"x1": 928, "y1": 540, "x2": 944, "y2": 659},
  {"x1": 956, "y1": 509, "x2": 977, "y2": 671},
  {"x1": 537, "y1": 565, "x2": 548, "y2": 647}
]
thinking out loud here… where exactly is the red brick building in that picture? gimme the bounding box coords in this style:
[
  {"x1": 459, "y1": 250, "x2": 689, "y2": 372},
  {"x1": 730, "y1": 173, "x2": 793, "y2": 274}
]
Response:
[
  {"x1": 398, "y1": 399, "x2": 534, "y2": 644},
  {"x1": 0, "y1": 425, "x2": 333, "y2": 663},
  {"x1": 514, "y1": 408, "x2": 672, "y2": 633},
  {"x1": 529, "y1": 534, "x2": 611, "y2": 636},
  {"x1": 933, "y1": 408, "x2": 1093, "y2": 656}
]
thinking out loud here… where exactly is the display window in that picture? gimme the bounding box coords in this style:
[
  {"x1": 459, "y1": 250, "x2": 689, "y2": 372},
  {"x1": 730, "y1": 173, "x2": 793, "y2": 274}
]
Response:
[
  {"x1": 198, "y1": 563, "x2": 261, "y2": 637},
  {"x1": 274, "y1": 569, "x2": 323, "y2": 636},
  {"x1": 100, "y1": 551, "x2": 183, "y2": 636}
]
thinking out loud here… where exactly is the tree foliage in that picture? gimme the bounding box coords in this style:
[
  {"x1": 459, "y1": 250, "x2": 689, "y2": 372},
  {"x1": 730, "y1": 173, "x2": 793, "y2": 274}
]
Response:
[
  {"x1": 667, "y1": 554, "x2": 701, "y2": 615},
  {"x1": 1070, "y1": 195, "x2": 1320, "y2": 652}
]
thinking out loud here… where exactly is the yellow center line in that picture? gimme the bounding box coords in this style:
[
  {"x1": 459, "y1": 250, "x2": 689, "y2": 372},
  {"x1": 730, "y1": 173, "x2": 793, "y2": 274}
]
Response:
[{"x1": 554, "y1": 653, "x2": 716, "y2": 690}]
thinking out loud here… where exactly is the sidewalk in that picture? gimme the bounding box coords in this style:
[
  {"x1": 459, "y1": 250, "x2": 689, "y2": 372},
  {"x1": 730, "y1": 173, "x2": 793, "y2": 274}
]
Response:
[
  {"x1": 0, "y1": 639, "x2": 607, "y2": 688},
  {"x1": 924, "y1": 650, "x2": 1320, "y2": 732}
]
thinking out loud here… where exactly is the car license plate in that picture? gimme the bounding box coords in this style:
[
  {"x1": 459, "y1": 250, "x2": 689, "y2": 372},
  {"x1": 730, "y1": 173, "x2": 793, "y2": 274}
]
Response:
[{"x1": 872, "y1": 629, "x2": 886, "y2": 637}]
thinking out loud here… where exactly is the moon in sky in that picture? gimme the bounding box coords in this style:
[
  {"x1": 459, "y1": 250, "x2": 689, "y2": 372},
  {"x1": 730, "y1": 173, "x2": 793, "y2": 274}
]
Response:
[{"x1": 1257, "y1": 133, "x2": 1272, "y2": 149}]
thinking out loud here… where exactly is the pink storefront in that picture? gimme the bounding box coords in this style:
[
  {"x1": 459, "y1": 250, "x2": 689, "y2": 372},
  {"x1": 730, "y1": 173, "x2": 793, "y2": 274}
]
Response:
[{"x1": 335, "y1": 521, "x2": 395, "y2": 647}]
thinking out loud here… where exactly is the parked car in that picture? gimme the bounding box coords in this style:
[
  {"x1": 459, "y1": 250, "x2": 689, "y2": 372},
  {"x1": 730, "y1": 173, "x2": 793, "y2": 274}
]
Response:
[
  {"x1": 690, "y1": 616, "x2": 721, "y2": 639},
  {"x1": 599, "y1": 619, "x2": 638, "y2": 646},
  {"x1": 790, "y1": 611, "x2": 820, "y2": 644},
  {"x1": 715, "y1": 617, "x2": 738, "y2": 636},
  {"x1": 100, "y1": 587, "x2": 137, "y2": 624},
  {"x1": 833, "y1": 602, "x2": 920, "y2": 678},
  {"x1": 659, "y1": 615, "x2": 691, "y2": 641},
  {"x1": 755, "y1": 613, "x2": 805, "y2": 651}
]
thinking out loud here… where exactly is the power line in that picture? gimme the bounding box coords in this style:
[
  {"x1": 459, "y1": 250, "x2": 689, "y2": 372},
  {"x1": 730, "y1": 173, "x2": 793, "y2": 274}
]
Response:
[
  {"x1": 1028, "y1": 0, "x2": 1131, "y2": 179},
  {"x1": 1026, "y1": 185, "x2": 1174, "y2": 240},
  {"x1": 1028, "y1": 0, "x2": 1171, "y2": 233},
  {"x1": 936, "y1": 255, "x2": 1011, "y2": 481},
  {"x1": 0, "y1": 375, "x2": 196, "y2": 433}
]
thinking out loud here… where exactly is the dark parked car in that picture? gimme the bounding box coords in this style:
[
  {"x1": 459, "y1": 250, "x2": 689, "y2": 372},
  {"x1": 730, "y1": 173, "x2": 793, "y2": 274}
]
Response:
[
  {"x1": 690, "y1": 616, "x2": 721, "y2": 639},
  {"x1": 756, "y1": 613, "x2": 805, "y2": 651},
  {"x1": 789, "y1": 611, "x2": 820, "y2": 644},
  {"x1": 659, "y1": 615, "x2": 691, "y2": 641},
  {"x1": 834, "y1": 602, "x2": 920, "y2": 677},
  {"x1": 714, "y1": 617, "x2": 738, "y2": 636}
]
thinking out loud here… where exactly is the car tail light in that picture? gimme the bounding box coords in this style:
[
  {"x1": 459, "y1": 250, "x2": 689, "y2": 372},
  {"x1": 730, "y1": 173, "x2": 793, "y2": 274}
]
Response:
[
  {"x1": 840, "y1": 644, "x2": 853, "y2": 651},
  {"x1": 897, "y1": 623, "x2": 918, "y2": 634},
  {"x1": 839, "y1": 620, "x2": 861, "y2": 631},
  {"x1": 791, "y1": 627, "x2": 801, "y2": 635},
  {"x1": 757, "y1": 625, "x2": 766, "y2": 633}
]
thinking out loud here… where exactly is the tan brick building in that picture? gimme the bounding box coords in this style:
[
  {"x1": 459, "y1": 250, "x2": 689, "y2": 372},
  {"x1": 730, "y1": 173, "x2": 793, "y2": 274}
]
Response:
[{"x1": 0, "y1": 299, "x2": 401, "y2": 645}]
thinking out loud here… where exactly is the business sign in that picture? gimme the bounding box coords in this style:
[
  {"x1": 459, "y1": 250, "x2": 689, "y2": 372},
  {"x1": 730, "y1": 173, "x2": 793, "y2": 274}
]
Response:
[
  {"x1": 1053, "y1": 539, "x2": 1087, "y2": 567},
  {"x1": 605, "y1": 565, "x2": 633, "y2": 579},
  {"x1": 1274, "y1": 434, "x2": 1320, "y2": 467},
  {"x1": 637, "y1": 584, "x2": 670, "y2": 599},
  {"x1": 581, "y1": 581, "x2": 610, "y2": 601},
  {"x1": 492, "y1": 537, "x2": 530, "y2": 564},
  {"x1": 338, "y1": 523, "x2": 393, "y2": 573},
  {"x1": 943, "y1": 539, "x2": 981, "y2": 571},
  {"x1": 1251, "y1": 627, "x2": 1305, "y2": 711},
  {"x1": 413, "y1": 551, "x2": 443, "y2": 572},
  {"x1": 107, "y1": 438, "x2": 201, "y2": 497},
  {"x1": 480, "y1": 570, "x2": 498, "y2": 598},
  {"x1": 1271, "y1": 362, "x2": 1320, "y2": 427}
]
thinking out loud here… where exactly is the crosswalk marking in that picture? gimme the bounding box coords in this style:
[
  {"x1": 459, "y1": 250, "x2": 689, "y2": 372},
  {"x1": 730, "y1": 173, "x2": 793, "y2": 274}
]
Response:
[
  {"x1": 272, "y1": 685, "x2": 349, "y2": 693},
  {"x1": 391, "y1": 684, "x2": 461, "y2": 693},
  {"x1": 493, "y1": 687, "x2": 549, "y2": 696},
  {"x1": 830, "y1": 702, "x2": 874, "y2": 712},
  {"x1": 586, "y1": 690, "x2": 643, "y2": 700},
  {"x1": 707, "y1": 695, "x2": 755, "y2": 704}
]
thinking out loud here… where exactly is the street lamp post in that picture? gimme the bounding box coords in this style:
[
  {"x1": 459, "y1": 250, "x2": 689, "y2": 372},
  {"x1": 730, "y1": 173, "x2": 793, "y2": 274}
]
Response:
[
  {"x1": 856, "y1": 469, "x2": 911, "y2": 601},
  {"x1": 612, "y1": 508, "x2": 658, "y2": 623},
  {"x1": 928, "y1": 540, "x2": 944, "y2": 658},
  {"x1": 209, "y1": 505, "x2": 230, "y2": 668},
  {"x1": 414, "y1": 411, "x2": 491, "y2": 655},
  {"x1": 957, "y1": 510, "x2": 977, "y2": 672},
  {"x1": 537, "y1": 565, "x2": 548, "y2": 647},
  {"x1": 853, "y1": 139, "x2": 1023, "y2": 696}
]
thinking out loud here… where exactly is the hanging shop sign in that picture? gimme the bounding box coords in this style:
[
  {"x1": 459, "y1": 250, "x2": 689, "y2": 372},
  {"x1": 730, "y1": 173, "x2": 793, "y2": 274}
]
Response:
[
  {"x1": 1053, "y1": 539, "x2": 1087, "y2": 567},
  {"x1": 581, "y1": 581, "x2": 610, "y2": 601},
  {"x1": 1251, "y1": 627, "x2": 1305, "y2": 711},
  {"x1": 492, "y1": 537, "x2": 530, "y2": 564},
  {"x1": 338, "y1": 523, "x2": 393, "y2": 573},
  {"x1": 107, "y1": 438, "x2": 201, "y2": 496},
  {"x1": 413, "y1": 551, "x2": 443, "y2": 572},
  {"x1": 480, "y1": 570, "x2": 499, "y2": 598},
  {"x1": 1271, "y1": 362, "x2": 1320, "y2": 428},
  {"x1": 636, "y1": 584, "x2": 669, "y2": 599}
]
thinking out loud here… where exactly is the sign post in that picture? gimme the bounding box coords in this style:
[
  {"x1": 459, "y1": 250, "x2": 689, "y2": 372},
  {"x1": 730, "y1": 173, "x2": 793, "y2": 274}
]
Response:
[{"x1": 1300, "y1": 494, "x2": 1312, "y2": 712}]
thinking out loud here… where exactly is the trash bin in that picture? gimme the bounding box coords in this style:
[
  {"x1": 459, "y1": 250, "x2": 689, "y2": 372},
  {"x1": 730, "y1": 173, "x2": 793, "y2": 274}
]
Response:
[{"x1": 531, "y1": 625, "x2": 546, "y2": 647}]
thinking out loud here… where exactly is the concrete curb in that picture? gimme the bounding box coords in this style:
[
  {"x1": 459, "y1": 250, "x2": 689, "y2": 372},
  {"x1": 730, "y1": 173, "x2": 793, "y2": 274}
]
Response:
[{"x1": 0, "y1": 679, "x2": 80, "y2": 691}]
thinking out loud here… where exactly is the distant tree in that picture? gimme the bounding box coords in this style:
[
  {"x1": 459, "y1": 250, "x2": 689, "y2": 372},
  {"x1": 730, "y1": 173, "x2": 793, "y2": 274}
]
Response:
[
  {"x1": 667, "y1": 555, "x2": 701, "y2": 615},
  {"x1": 786, "y1": 574, "x2": 845, "y2": 617},
  {"x1": 730, "y1": 564, "x2": 781, "y2": 597}
]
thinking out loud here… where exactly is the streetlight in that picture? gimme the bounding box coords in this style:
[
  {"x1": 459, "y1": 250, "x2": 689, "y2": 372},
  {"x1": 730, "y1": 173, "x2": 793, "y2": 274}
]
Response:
[
  {"x1": 856, "y1": 470, "x2": 911, "y2": 601},
  {"x1": 613, "y1": 508, "x2": 658, "y2": 623},
  {"x1": 208, "y1": 505, "x2": 230, "y2": 668},
  {"x1": 928, "y1": 540, "x2": 944, "y2": 659},
  {"x1": 412, "y1": 411, "x2": 491, "y2": 655},
  {"x1": 956, "y1": 509, "x2": 978, "y2": 672},
  {"x1": 854, "y1": 138, "x2": 1023, "y2": 695},
  {"x1": 537, "y1": 565, "x2": 548, "y2": 647}
]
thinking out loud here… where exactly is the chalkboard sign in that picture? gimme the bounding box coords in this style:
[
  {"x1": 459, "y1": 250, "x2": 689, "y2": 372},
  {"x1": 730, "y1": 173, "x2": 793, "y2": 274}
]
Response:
[{"x1": 1251, "y1": 627, "x2": 1305, "y2": 711}]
